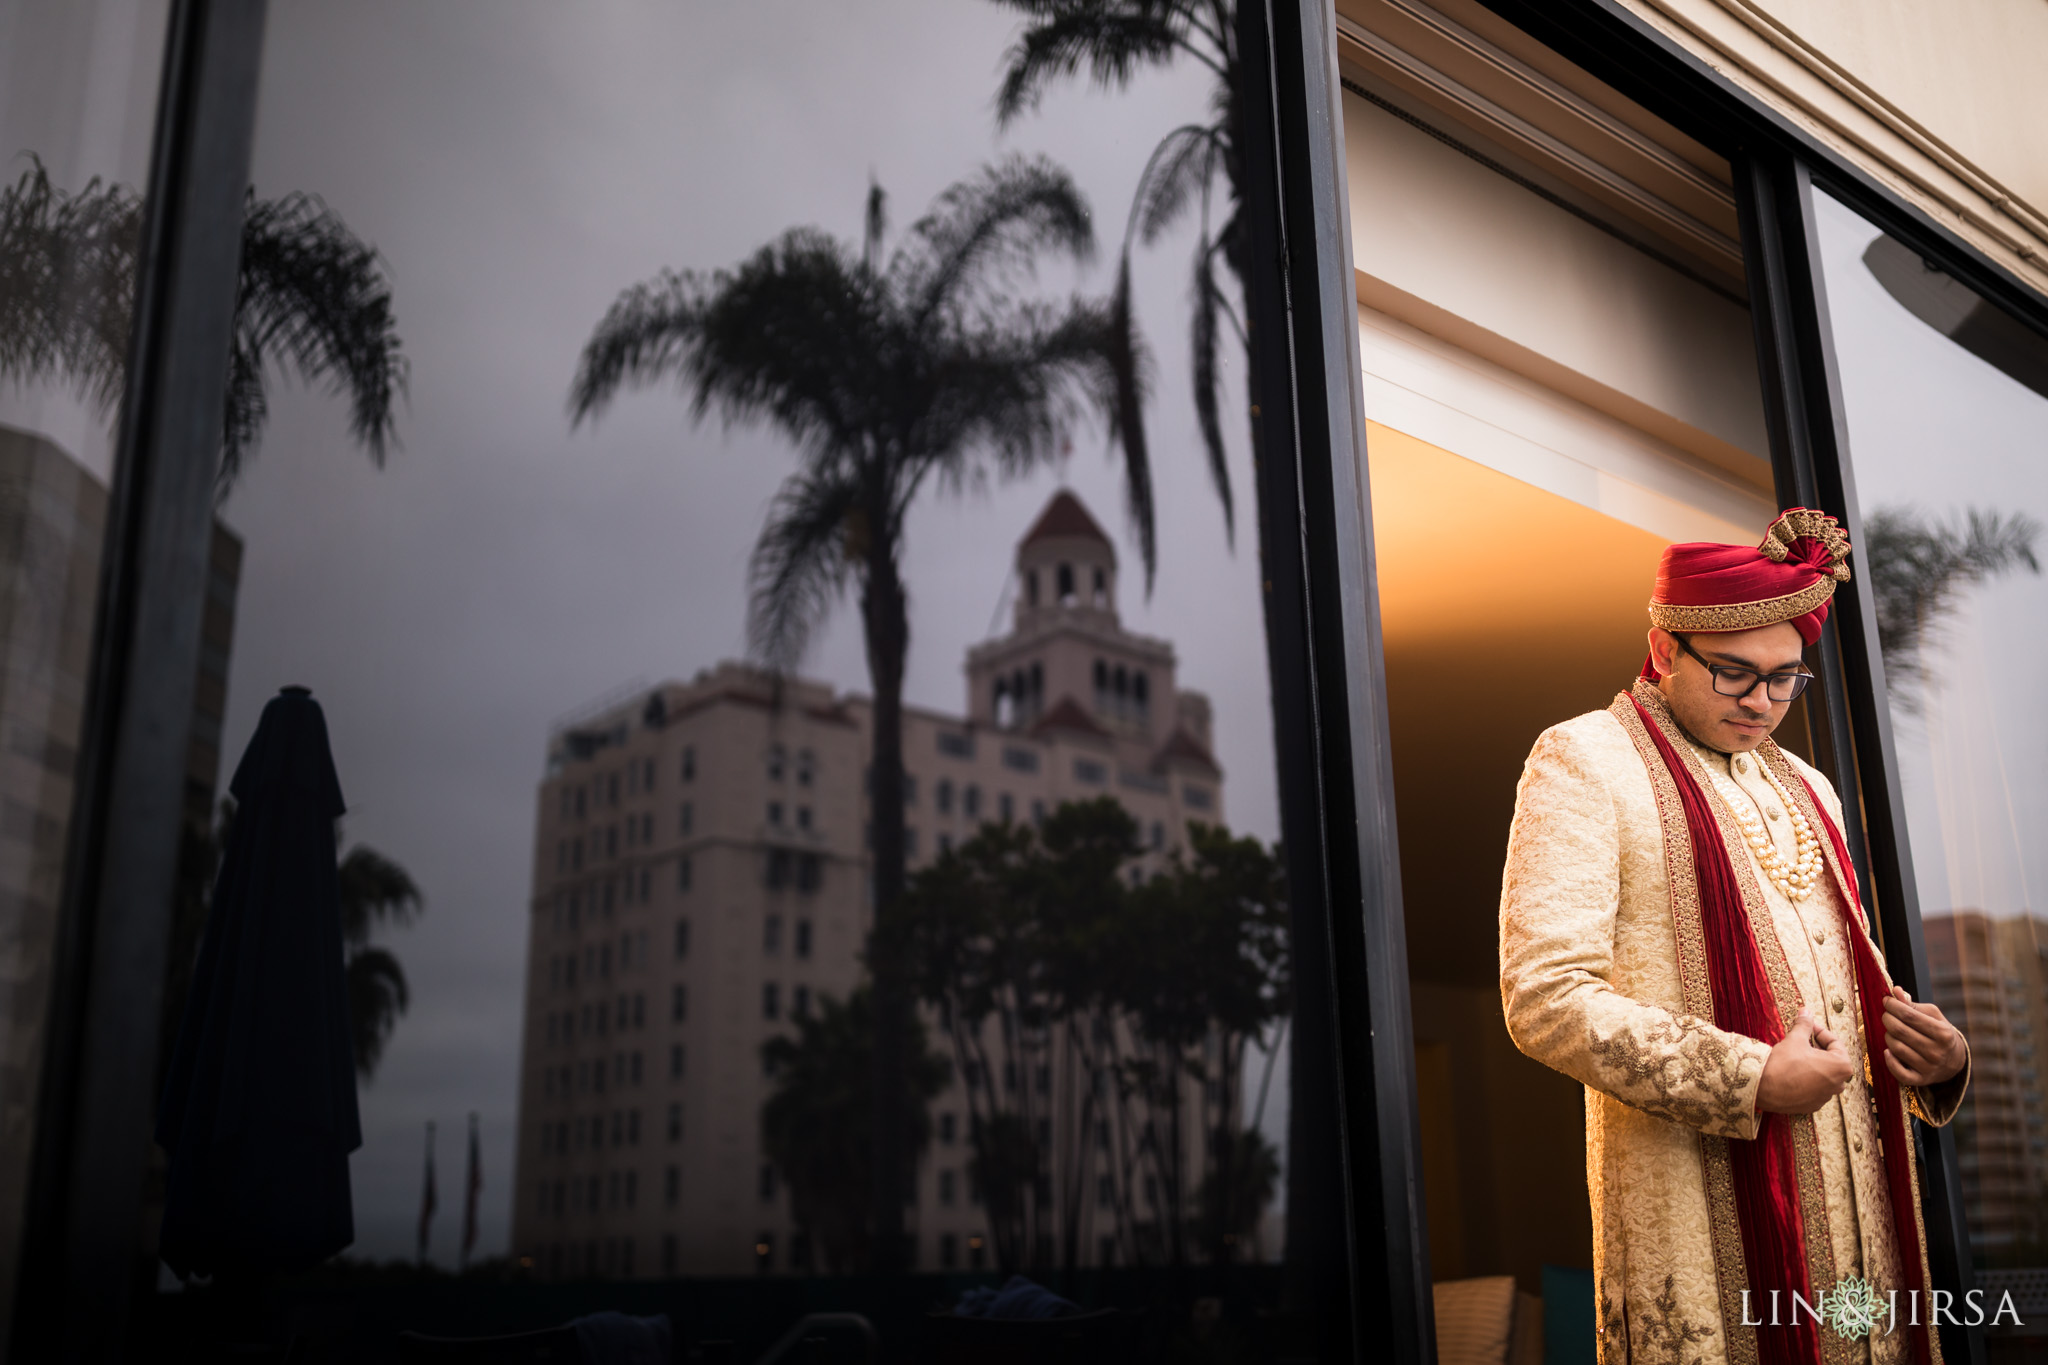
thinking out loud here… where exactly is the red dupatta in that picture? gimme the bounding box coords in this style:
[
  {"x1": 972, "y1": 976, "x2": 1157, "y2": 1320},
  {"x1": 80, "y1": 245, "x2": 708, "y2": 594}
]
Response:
[{"x1": 1624, "y1": 692, "x2": 1933, "y2": 1365}]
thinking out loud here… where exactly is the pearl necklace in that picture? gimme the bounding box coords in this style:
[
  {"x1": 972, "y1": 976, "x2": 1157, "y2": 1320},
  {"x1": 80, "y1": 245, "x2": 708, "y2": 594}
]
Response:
[{"x1": 1709, "y1": 759, "x2": 1822, "y2": 901}]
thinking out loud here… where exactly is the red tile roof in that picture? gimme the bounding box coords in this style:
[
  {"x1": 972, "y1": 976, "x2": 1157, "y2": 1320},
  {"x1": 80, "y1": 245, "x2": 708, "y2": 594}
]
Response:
[{"x1": 1021, "y1": 490, "x2": 1111, "y2": 549}]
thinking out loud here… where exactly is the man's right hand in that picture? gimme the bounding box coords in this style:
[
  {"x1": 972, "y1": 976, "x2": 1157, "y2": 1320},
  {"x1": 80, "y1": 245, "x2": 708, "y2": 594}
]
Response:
[{"x1": 1756, "y1": 1008, "x2": 1855, "y2": 1114}]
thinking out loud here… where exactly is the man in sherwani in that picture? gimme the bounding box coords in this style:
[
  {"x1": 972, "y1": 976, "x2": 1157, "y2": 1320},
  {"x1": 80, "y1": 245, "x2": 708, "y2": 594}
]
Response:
[{"x1": 1499, "y1": 508, "x2": 1969, "y2": 1365}]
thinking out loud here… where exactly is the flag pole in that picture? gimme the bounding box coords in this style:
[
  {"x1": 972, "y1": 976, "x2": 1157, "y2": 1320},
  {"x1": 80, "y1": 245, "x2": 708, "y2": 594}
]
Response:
[
  {"x1": 461, "y1": 1111, "x2": 482, "y2": 1272},
  {"x1": 417, "y1": 1120, "x2": 438, "y2": 1267}
]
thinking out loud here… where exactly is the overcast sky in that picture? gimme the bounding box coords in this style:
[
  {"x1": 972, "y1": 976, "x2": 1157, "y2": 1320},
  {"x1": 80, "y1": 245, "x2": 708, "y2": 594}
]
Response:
[{"x1": 214, "y1": 1, "x2": 1273, "y2": 1266}]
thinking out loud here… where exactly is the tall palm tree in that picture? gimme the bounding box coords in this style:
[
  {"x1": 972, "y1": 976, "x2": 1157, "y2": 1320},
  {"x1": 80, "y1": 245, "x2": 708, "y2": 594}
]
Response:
[
  {"x1": 992, "y1": 2, "x2": 1247, "y2": 552},
  {"x1": 568, "y1": 155, "x2": 1152, "y2": 1270},
  {"x1": 0, "y1": 155, "x2": 405, "y2": 492}
]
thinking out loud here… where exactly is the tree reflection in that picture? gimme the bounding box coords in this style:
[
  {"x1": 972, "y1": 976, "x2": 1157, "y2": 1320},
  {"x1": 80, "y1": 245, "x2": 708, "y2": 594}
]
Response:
[
  {"x1": 1863, "y1": 505, "x2": 2040, "y2": 706},
  {"x1": 0, "y1": 157, "x2": 406, "y2": 492},
  {"x1": 570, "y1": 156, "x2": 1152, "y2": 1270},
  {"x1": 899, "y1": 797, "x2": 1288, "y2": 1273}
]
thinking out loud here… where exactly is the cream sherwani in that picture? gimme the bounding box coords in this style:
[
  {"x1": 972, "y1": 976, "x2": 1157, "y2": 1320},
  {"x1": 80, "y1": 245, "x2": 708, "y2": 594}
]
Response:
[{"x1": 1499, "y1": 688, "x2": 1968, "y2": 1365}]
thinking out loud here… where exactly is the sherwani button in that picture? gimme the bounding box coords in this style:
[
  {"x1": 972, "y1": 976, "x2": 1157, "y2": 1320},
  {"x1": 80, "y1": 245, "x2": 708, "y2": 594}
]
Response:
[
  {"x1": 1767, "y1": 805, "x2": 1783, "y2": 820},
  {"x1": 1734, "y1": 757, "x2": 1749, "y2": 773},
  {"x1": 1814, "y1": 930, "x2": 1827, "y2": 944},
  {"x1": 1854, "y1": 1136, "x2": 1864, "y2": 1154},
  {"x1": 1832, "y1": 997, "x2": 1846, "y2": 1013}
]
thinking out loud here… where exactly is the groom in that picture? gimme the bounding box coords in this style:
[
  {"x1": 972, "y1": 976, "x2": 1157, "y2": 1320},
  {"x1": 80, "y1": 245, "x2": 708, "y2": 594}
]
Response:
[{"x1": 1499, "y1": 508, "x2": 1969, "y2": 1365}]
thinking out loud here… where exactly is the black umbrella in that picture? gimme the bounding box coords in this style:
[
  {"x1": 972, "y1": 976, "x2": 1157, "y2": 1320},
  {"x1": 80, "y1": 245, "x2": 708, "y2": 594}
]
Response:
[{"x1": 157, "y1": 685, "x2": 360, "y2": 1277}]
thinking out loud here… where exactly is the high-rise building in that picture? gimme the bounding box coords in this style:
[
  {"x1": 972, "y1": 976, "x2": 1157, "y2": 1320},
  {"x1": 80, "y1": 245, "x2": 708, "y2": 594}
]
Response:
[
  {"x1": 1923, "y1": 912, "x2": 2048, "y2": 1259},
  {"x1": 0, "y1": 425, "x2": 241, "y2": 1307},
  {"x1": 511, "y1": 491, "x2": 1226, "y2": 1278}
]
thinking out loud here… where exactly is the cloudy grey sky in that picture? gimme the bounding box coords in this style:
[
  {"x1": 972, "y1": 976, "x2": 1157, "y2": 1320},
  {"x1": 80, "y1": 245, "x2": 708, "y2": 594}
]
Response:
[{"x1": 219, "y1": 1, "x2": 1275, "y2": 1265}]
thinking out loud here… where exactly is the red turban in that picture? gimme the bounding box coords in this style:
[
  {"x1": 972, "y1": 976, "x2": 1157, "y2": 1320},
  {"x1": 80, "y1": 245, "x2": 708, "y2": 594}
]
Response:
[{"x1": 1641, "y1": 508, "x2": 1853, "y2": 678}]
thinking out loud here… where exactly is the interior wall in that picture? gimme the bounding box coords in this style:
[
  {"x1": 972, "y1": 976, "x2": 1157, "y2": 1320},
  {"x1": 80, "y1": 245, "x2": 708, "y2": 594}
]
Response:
[{"x1": 1342, "y1": 86, "x2": 1771, "y2": 477}]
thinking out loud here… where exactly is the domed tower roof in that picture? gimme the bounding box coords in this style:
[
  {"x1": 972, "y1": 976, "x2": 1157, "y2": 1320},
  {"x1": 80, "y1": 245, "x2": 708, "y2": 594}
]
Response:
[{"x1": 1020, "y1": 490, "x2": 1116, "y2": 565}]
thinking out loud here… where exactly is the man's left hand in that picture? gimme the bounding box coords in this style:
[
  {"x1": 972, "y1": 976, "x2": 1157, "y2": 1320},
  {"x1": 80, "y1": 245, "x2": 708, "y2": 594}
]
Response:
[{"x1": 1881, "y1": 986, "x2": 1967, "y2": 1086}]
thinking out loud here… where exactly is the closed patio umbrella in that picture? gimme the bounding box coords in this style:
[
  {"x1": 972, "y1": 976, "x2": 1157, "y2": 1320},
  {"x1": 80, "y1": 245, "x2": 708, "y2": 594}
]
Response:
[{"x1": 157, "y1": 685, "x2": 360, "y2": 1277}]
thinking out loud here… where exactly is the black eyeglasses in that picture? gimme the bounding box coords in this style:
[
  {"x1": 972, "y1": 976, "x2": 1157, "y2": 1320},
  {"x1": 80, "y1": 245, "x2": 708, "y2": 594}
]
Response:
[{"x1": 1672, "y1": 634, "x2": 1815, "y2": 702}]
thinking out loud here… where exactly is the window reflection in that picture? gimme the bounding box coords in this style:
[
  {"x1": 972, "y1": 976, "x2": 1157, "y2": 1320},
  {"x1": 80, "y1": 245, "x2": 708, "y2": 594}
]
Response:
[
  {"x1": 1813, "y1": 190, "x2": 2048, "y2": 1274},
  {"x1": 156, "y1": 0, "x2": 1299, "y2": 1353}
]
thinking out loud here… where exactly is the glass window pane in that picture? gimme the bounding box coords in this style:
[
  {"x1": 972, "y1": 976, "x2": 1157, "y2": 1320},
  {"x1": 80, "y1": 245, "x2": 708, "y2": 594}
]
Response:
[
  {"x1": 144, "y1": 1, "x2": 1310, "y2": 1351},
  {"x1": 0, "y1": 0, "x2": 172, "y2": 1326},
  {"x1": 1812, "y1": 188, "x2": 2048, "y2": 1276}
]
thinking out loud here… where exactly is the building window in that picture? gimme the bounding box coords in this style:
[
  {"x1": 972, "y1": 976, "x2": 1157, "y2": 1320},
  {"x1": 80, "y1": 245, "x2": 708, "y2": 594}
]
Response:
[
  {"x1": 764, "y1": 915, "x2": 782, "y2": 954},
  {"x1": 628, "y1": 1109, "x2": 641, "y2": 1144},
  {"x1": 796, "y1": 805, "x2": 811, "y2": 830},
  {"x1": 937, "y1": 730, "x2": 973, "y2": 758},
  {"x1": 794, "y1": 918, "x2": 812, "y2": 959},
  {"x1": 1002, "y1": 745, "x2": 1039, "y2": 773},
  {"x1": 629, "y1": 1052, "x2": 643, "y2": 1085},
  {"x1": 574, "y1": 787, "x2": 586, "y2": 819},
  {"x1": 767, "y1": 801, "x2": 783, "y2": 827},
  {"x1": 766, "y1": 849, "x2": 793, "y2": 889},
  {"x1": 674, "y1": 917, "x2": 691, "y2": 958},
  {"x1": 963, "y1": 784, "x2": 981, "y2": 818},
  {"x1": 665, "y1": 1166, "x2": 680, "y2": 1209},
  {"x1": 679, "y1": 801, "x2": 694, "y2": 835},
  {"x1": 632, "y1": 992, "x2": 645, "y2": 1028},
  {"x1": 671, "y1": 984, "x2": 687, "y2": 1022},
  {"x1": 796, "y1": 748, "x2": 814, "y2": 786},
  {"x1": 936, "y1": 778, "x2": 954, "y2": 814},
  {"x1": 1151, "y1": 821, "x2": 1164, "y2": 850},
  {"x1": 767, "y1": 743, "x2": 785, "y2": 781},
  {"x1": 1074, "y1": 758, "x2": 1107, "y2": 785},
  {"x1": 939, "y1": 1112, "x2": 956, "y2": 1145},
  {"x1": 939, "y1": 1169, "x2": 956, "y2": 1207},
  {"x1": 667, "y1": 1103, "x2": 682, "y2": 1143},
  {"x1": 791, "y1": 985, "x2": 810, "y2": 1018},
  {"x1": 998, "y1": 793, "x2": 1014, "y2": 822},
  {"x1": 763, "y1": 982, "x2": 780, "y2": 1019},
  {"x1": 681, "y1": 747, "x2": 695, "y2": 782},
  {"x1": 796, "y1": 854, "x2": 821, "y2": 893},
  {"x1": 1182, "y1": 784, "x2": 1213, "y2": 811},
  {"x1": 759, "y1": 1165, "x2": 777, "y2": 1203},
  {"x1": 677, "y1": 856, "x2": 692, "y2": 893},
  {"x1": 670, "y1": 1043, "x2": 684, "y2": 1079},
  {"x1": 1031, "y1": 800, "x2": 1046, "y2": 824}
]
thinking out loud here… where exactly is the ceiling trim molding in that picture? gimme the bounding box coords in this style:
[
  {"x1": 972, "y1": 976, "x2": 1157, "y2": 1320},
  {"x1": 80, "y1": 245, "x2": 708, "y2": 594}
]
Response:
[
  {"x1": 1620, "y1": 0, "x2": 2048, "y2": 278},
  {"x1": 1335, "y1": 2, "x2": 1740, "y2": 271}
]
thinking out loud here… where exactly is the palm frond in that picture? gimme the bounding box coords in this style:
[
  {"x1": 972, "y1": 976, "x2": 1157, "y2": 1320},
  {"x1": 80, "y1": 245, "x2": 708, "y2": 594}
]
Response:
[
  {"x1": 1104, "y1": 255, "x2": 1157, "y2": 590},
  {"x1": 1865, "y1": 504, "x2": 2041, "y2": 706},
  {"x1": 575, "y1": 233, "x2": 880, "y2": 464},
  {"x1": 567, "y1": 267, "x2": 708, "y2": 426},
  {"x1": 346, "y1": 945, "x2": 410, "y2": 1079},
  {"x1": 1130, "y1": 123, "x2": 1221, "y2": 246},
  {"x1": 991, "y1": 3, "x2": 1200, "y2": 125},
  {"x1": 902, "y1": 155, "x2": 1095, "y2": 327},
  {"x1": 337, "y1": 843, "x2": 425, "y2": 948},
  {"x1": 1189, "y1": 233, "x2": 1233, "y2": 545},
  {"x1": 748, "y1": 466, "x2": 864, "y2": 674},
  {"x1": 0, "y1": 157, "x2": 140, "y2": 413},
  {"x1": 223, "y1": 189, "x2": 407, "y2": 491}
]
